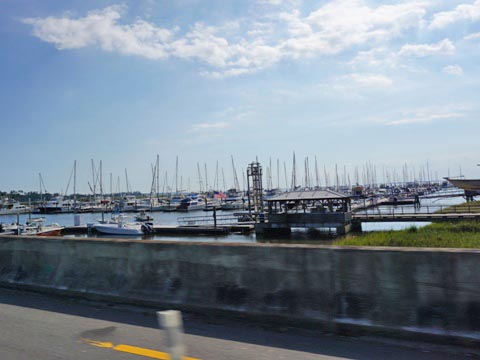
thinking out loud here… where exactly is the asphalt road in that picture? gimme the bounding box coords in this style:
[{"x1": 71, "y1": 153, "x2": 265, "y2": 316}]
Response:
[{"x1": 0, "y1": 287, "x2": 476, "y2": 360}]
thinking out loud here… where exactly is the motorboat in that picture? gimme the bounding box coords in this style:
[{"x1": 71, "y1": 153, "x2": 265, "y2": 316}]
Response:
[
  {"x1": 177, "y1": 196, "x2": 206, "y2": 212},
  {"x1": 0, "y1": 202, "x2": 32, "y2": 216},
  {"x1": 135, "y1": 211, "x2": 154, "y2": 223},
  {"x1": 159, "y1": 195, "x2": 183, "y2": 212},
  {"x1": 19, "y1": 218, "x2": 64, "y2": 236},
  {"x1": 220, "y1": 197, "x2": 246, "y2": 210},
  {"x1": 36, "y1": 196, "x2": 72, "y2": 214},
  {"x1": 93, "y1": 216, "x2": 153, "y2": 235}
]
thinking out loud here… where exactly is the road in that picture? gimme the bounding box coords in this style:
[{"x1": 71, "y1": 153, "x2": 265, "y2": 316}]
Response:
[{"x1": 0, "y1": 287, "x2": 476, "y2": 360}]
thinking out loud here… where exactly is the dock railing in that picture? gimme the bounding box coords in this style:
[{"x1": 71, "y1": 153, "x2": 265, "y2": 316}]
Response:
[
  {"x1": 359, "y1": 204, "x2": 480, "y2": 216},
  {"x1": 177, "y1": 213, "x2": 254, "y2": 226}
]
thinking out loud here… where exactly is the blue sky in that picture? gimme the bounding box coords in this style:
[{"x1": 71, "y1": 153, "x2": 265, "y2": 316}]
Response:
[{"x1": 1, "y1": 0, "x2": 480, "y2": 193}]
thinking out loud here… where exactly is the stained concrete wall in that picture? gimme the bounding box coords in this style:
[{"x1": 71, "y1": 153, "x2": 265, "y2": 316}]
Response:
[{"x1": 1, "y1": 235, "x2": 480, "y2": 343}]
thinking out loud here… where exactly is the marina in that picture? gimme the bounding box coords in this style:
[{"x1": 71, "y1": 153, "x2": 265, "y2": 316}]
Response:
[{"x1": 0, "y1": 189, "x2": 469, "y2": 242}]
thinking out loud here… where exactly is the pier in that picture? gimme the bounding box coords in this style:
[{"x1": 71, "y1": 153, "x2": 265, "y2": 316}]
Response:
[{"x1": 255, "y1": 190, "x2": 353, "y2": 235}]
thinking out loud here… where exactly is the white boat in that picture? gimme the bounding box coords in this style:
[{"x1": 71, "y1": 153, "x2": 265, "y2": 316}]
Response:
[
  {"x1": 135, "y1": 210, "x2": 153, "y2": 222},
  {"x1": 177, "y1": 196, "x2": 206, "y2": 212},
  {"x1": 94, "y1": 216, "x2": 153, "y2": 235},
  {"x1": 19, "y1": 218, "x2": 64, "y2": 236},
  {"x1": 0, "y1": 202, "x2": 32, "y2": 216},
  {"x1": 37, "y1": 196, "x2": 72, "y2": 214},
  {"x1": 220, "y1": 197, "x2": 246, "y2": 210},
  {"x1": 159, "y1": 195, "x2": 183, "y2": 212}
]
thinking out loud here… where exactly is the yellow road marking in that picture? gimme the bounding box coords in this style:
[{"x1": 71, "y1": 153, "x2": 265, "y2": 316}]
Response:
[{"x1": 81, "y1": 338, "x2": 200, "y2": 360}]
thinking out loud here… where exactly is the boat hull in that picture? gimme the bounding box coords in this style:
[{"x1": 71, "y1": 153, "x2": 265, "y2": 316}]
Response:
[
  {"x1": 36, "y1": 228, "x2": 64, "y2": 236},
  {"x1": 445, "y1": 178, "x2": 480, "y2": 192},
  {"x1": 94, "y1": 224, "x2": 143, "y2": 235}
]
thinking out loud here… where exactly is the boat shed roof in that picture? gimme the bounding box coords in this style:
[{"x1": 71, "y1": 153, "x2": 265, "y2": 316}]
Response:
[{"x1": 266, "y1": 189, "x2": 349, "y2": 202}]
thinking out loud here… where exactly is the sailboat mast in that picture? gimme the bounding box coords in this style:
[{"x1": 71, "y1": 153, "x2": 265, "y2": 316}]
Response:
[
  {"x1": 156, "y1": 154, "x2": 160, "y2": 199},
  {"x1": 73, "y1": 160, "x2": 77, "y2": 210}
]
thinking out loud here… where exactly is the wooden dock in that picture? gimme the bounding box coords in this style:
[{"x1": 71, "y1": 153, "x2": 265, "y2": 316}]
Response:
[
  {"x1": 63, "y1": 223, "x2": 254, "y2": 236},
  {"x1": 352, "y1": 212, "x2": 480, "y2": 223}
]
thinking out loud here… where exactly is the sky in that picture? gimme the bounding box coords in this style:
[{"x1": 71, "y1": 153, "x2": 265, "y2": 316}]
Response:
[{"x1": 1, "y1": 0, "x2": 480, "y2": 194}]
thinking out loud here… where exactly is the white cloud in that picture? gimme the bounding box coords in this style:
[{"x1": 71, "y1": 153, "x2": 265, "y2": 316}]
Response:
[
  {"x1": 385, "y1": 106, "x2": 466, "y2": 126},
  {"x1": 257, "y1": 0, "x2": 284, "y2": 5},
  {"x1": 318, "y1": 72, "x2": 393, "y2": 99},
  {"x1": 399, "y1": 39, "x2": 455, "y2": 57},
  {"x1": 23, "y1": 2, "x2": 431, "y2": 77},
  {"x1": 23, "y1": 6, "x2": 173, "y2": 59},
  {"x1": 464, "y1": 32, "x2": 480, "y2": 40},
  {"x1": 340, "y1": 73, "x2": 393, "y2": 87},
  {"x1": 443, "y1": 64, "x2": 463, "y2": 75},
  {"x1": 350, "y1": 47, "x2": 401, "y2": 70},
  {"x1": 190, "y1": 121, "x2": 229, "y2": 132},
  {"x1": 429, "y1": 0, "x2": 480, "y2": 29}
]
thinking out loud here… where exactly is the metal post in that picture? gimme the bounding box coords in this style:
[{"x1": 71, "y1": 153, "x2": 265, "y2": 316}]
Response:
[
  {"x1": 213, "y1": 206, "x2": 217, "y2": 228},
  {"x1": 157, "y1": 310, "x2": 185, "y2": 360}
]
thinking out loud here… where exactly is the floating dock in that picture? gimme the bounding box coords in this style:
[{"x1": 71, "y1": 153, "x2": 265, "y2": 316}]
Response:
[{"x1": 63, "y1": 223, "x2": 254, "y2": 236}]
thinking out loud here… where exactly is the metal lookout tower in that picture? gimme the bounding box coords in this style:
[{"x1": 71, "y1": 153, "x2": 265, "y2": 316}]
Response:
[{"x1": 247, "y1": 161, "x2": 264, "y2": 217}]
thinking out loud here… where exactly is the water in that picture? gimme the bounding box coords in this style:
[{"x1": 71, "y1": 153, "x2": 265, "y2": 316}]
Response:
[{"x1": 0, "y1": 195, "x2": 468, "y2": 243}]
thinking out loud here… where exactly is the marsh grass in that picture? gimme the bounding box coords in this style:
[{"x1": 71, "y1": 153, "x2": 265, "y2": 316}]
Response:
[{"x1": 337, "y1": 221, "x2": 480, "y2": 248}]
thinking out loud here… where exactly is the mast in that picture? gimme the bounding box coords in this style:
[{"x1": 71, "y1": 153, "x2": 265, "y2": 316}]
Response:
[
  {"x1": 91, "y1": 159, "x2": 96, "y2": 203},
  {"x1": 204, "y1": 163, "x2": 208, "y2": 192},
  {"x1": 291, "y1": 152, "x2": 296, "y2": 190},
  {"x1": 221, "y1": 167, "x2": 226, "y2": 192},
  {"x1": 125, "y1": 168, "x2": 130, "y2": 194},
  {"x1": 175, "y1": 156, "x2": 179, "y2": 194},
  {"x1": 73, "y1": 160, "x2": 77, "y2": 210},
  {"x1": 197, "y1": 163, "x2": 203, "y2": 192},
  {"x1": 156, "y1": 154, "x2": 160, "y2": 199},
  {"x1": 215, "y1": 161, "x2": 219, "y2": 191},
  {"x1": 276, "y1": 158, "x2": 280, "y2": 190},
  {"x1": 231, "y1": 156, "x2": 240, "y2": 191},
  {"x1": 99, "y1": 160, "x2": 103, "y2": 199}
]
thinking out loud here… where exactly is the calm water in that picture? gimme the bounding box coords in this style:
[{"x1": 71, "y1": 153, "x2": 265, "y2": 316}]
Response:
[{"x1": 0, "y1": 194, "x2": 467, "y2": 244}]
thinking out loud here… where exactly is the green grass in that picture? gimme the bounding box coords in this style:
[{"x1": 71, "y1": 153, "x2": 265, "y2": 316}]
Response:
[{"x1": 336, "y1": 221, "x2": 480, "y2": 248}]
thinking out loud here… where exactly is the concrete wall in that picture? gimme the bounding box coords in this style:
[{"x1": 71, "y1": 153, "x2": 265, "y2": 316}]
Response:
[{"x1": 1, "y1": 235, "x2": 480, "y2": 343}]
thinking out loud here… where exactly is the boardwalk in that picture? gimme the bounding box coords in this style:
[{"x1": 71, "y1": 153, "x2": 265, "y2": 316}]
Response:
[{"x1": 353, "y1": 212, "x2": 480, "y2": 223}]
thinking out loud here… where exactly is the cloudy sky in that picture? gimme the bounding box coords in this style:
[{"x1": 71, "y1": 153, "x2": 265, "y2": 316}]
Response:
[{"x1": 1, "y1": 0, "x2": 480, "y2": 193}]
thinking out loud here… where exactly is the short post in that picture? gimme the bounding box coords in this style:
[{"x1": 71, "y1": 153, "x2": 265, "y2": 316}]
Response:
[
  {"x1": 213, "y1": 206, "x2": 217, "y2": 228},
  {"x1": 157, "y1": 310, "x2": 185, "y2": 360}
]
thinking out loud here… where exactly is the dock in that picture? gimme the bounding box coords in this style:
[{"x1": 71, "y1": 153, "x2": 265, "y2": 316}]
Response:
[
  {"x1": 63, "y1": 223, "x2": 254, "y2": 236},
  {"x1": 352, "y1": 212, "x2": 480, "y2": 223}
]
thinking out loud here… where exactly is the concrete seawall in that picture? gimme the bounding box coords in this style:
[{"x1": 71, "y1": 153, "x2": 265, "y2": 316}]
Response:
[{"x1": 1, "y1": 235, "x2": 479, "y2": 344}]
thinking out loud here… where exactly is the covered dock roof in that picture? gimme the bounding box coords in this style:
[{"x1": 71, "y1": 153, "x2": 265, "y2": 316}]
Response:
[{"x1": 266, "y1": 189, "x2": 349, "y2": 202}]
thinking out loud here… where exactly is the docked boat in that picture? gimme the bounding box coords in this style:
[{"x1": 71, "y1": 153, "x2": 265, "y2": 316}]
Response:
[
  {"x1": 0, "y1": 202, "x2": 32, "y2": 216},
  {"x1": 177, "y1": 196, "x2": 206, "y2": 212},
  {"x1": 36, "y1": 196, "x2": 72, "y2": 214},
  {"x1": 220, "y1": 195, "x2": 246, "y2": 210},
  {"x1": 159, "y1": 195, "x2": 183, "y2": 212},
  {"x1": 135, "y1": 211, "x2": 154, "y2": 223},
  {"x1": 19, "y1": 218, "x2": 64, "y2": 236},
  {"x1": 93, "y1": 216, "x2": 153, "y2": 235}
]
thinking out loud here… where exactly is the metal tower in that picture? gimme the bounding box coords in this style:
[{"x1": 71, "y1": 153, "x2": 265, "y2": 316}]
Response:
[{"x1": 247, "y1": 161, "x2": 263, "y2": 216}]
